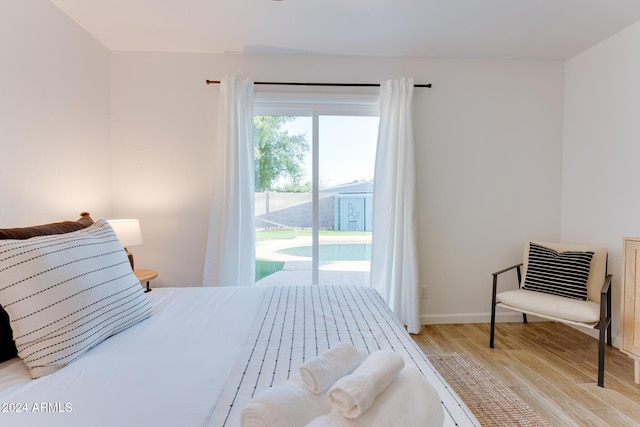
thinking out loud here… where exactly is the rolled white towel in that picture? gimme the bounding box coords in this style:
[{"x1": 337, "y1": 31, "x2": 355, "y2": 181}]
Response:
[
  {"x1": 306, "y1": 366, "x2": 445, "y2": 427},
  {"x1": 240, "y1": 375, "x2": 331, "y2": 427},
  {"x1": 327, "y1": 350, "x2": 404, "y2": 419},
  {"x1": 300, "y1": 342, "x2": 367, "y2": 394}
]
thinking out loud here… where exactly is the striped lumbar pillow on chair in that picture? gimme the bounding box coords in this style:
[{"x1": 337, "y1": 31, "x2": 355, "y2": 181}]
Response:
[{"x1": 522, "y1": 242, "x2": 594, "y2": 301}]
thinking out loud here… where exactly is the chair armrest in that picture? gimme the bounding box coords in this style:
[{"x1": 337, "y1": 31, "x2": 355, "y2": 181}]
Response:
[
  {"x1": 600, "y1": 274, "x2": 612, "y2": 295},
  {"x1": 492, "y1": 263, "x2": 523, "y2": 277},
  {"x1": 490, "y1": 263, "x2": 524, "y2": 348},
  {"x1": 492, "y1": 263, "x2": 523, "y2": 296},
  {"x1": 598, "y1": 274, "x2": 613, "y2": 347}
]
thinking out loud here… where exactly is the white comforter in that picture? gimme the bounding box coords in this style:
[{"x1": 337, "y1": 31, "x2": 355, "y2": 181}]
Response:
[{"x1": 0, "y1": 286, "x2": 478, "y2": 427}]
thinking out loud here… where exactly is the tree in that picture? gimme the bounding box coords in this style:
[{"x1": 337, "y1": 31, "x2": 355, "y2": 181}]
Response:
[{"x1": 254, "y1": 116, "x2": 310, "y2": 192}]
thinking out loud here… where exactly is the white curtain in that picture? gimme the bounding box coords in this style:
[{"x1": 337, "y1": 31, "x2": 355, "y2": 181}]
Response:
[
  {"x1": 203, "y1": 76, "x2": 255, "y2": 287},
  {"x1": 370, "y1": 78, "x2": 420, "y2": 333}
]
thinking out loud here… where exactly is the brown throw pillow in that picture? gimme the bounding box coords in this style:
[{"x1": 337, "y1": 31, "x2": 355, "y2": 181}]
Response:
[
  {"x1": 0, "y1": 212, "x2": 94, "y2": 240},
  {"x1": 0, "y1": 212, "x2": 94, "y2": 363}
]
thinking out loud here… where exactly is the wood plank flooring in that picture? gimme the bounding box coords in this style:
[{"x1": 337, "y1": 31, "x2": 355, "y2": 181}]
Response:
[{"x1": 413, "y1": 322, "x2": 640, "y2": 426}]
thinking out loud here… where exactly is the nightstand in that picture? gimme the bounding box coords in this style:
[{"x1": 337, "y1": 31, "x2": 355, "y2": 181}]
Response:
[{"x1": 134, "y1": 269, "x2": 157, "y2": 293}]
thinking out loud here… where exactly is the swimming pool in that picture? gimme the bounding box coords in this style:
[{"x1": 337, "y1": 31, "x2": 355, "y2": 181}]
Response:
[{"x1": 276, "y1": 244, "x2": 371, "y2": 261}]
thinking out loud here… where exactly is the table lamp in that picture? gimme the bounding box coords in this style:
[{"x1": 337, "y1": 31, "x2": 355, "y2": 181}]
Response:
[{"x1": 107, "y1": 219, "x2": 143, "y2": 270}]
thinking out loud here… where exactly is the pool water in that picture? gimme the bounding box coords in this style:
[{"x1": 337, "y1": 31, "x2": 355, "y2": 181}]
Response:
[{"x1": 276, "y1": 244, "x2": 371, "y2": 261}]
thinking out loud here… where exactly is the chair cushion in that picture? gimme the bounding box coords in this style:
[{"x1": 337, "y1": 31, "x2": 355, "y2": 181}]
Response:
[
  {"x1": 497, "y1": 289, "x2": 600, "y2": 324},
  {"x1": 522, "y1": 242, "x2": 593, "y2": 300}
]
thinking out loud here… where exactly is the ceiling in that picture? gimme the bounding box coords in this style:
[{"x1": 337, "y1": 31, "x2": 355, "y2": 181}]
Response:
[{"x1": 49, "y1": 0, "x2": 640, "y2": 61}]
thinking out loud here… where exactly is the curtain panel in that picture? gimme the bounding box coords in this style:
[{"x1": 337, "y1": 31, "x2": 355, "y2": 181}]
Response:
[
  {"x1": 370, "y1": 78, "x2": 420, "y2": 333},
  {"x1": 203, "y1": 76, "x2": 255, "y2": 287}
]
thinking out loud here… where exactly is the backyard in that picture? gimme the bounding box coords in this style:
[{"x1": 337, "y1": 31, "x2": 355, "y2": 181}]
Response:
[
  {"x1": 253, "y1": 114, "x2": 377, "y2": 286},
  {"x1": 255, "y1": 229, "x2": 372, "y2": 284}
]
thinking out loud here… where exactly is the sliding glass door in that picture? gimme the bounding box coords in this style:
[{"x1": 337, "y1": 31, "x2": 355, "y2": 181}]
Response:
[{"x1": 254, "y1": 94, "x2": 379, "y2": 286}]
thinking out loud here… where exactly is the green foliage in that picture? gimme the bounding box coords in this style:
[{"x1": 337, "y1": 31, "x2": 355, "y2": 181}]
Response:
[
  {"x1": 254, "y1": 116, "x2": 309, "y2": 192},
  {"x1": 255, "y1": 259, "x2": 285, "y2": 281}
]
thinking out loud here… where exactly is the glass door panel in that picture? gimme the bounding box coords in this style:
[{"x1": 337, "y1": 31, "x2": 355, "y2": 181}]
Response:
[
  {"x1": 318, "y1": 115, "x2": 379, "y2": 286},
  {"x1": 254, "y1": 116, "x2": 312, "y2": 285}
]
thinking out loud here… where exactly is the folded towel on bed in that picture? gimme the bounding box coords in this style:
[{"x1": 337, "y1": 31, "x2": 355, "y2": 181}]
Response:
[
  {"x1": 300, "y1": 342, "x2": 367, "y2": 394},
  {"x1": 240, "y1": 374, "x2": 331, "y2": 427},
  {"x1": 306, "y1": 366, "x2": 445, "y2": 427},
  {"x1": 327, "y1": 350, "x2": 404, "y2": 419}
]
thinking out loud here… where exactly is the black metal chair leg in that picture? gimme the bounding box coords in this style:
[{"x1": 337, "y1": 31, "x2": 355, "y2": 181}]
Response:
[
  {"x1": 598, "y1": 325, "x2": 605, "y2": 387},
  {"x1": 607, "y1": 285, "x2": 613, "y2": 346},
  {"x1": 490, "y1": 275, "x2": 497, "y2": 348},
  {"x1": 597, "y1": 283, "x2": 610, "y2": 388}
]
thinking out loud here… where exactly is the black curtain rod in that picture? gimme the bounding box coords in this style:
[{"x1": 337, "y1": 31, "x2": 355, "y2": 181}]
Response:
[{"x1": 205, "y1": 80, "x2": 431, "y2": 88}]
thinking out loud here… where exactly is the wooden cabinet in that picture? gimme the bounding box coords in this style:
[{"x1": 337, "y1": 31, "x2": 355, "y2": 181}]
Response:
[{"x1": 622, "y1": 237, "x2": 640, "y2": 384}]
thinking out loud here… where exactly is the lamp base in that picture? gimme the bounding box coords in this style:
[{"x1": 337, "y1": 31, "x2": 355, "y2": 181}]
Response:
[{"x1": 124, "y1": 248, "x2": 134, "y2": 270}]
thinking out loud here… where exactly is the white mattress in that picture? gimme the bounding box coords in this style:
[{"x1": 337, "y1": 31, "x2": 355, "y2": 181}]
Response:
[{"x1": 0, "y1": 286, "x2": 479, "y2": 427}]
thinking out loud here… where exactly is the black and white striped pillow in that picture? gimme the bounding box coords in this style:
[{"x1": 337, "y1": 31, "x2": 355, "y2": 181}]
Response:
[
  {"x1": 523, "y1": 242, "x2": 594, "y2": 300},
  {"x1": 0, "y1": 219, "x2": 153, "y2": 378}
]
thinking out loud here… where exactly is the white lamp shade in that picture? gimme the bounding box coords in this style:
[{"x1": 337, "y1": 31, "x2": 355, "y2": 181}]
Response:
[{"x1": 107, "y1": 219, "x2": 143, "y2": 247}]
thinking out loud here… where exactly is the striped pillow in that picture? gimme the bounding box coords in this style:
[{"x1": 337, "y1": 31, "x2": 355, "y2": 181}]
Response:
[
  {"x1": 523, "y1": 242, "x2": 594, "y2": 300},
  {"x1": 0, "y1": 212, "x2": 94, "y2": 363},
  {"x1": 0, "y1": 219, "x2": 153, "y2": 378}
]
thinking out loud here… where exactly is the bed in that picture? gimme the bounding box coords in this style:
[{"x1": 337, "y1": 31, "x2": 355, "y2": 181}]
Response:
[{"x1": 0, "y1": 215, "x2": 479, "y2": 427}]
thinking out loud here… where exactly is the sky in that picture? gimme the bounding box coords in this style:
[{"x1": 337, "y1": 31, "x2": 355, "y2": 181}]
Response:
[{"x1": 282, "y1": 115, "x2": 379, "y2": 188}]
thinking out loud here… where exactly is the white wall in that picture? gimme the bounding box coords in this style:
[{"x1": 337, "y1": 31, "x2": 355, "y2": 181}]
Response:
[
  {"x1": 0, "y1": 1, "x2": 567, "y2": 323},
  {"x1": 110, "y1": 52, "x2": 565, "y2": 323},
  {"x1": 0, "y1": 1, "x2": 112, "y2": 226},
  {"x1": 563, "y1": 20, "x2": 640, "y2": 343}
]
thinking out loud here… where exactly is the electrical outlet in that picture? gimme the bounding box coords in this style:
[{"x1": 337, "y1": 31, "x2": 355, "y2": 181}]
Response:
[{"x1": 420, "y1": 285, "x2": 429, "y2": 299}]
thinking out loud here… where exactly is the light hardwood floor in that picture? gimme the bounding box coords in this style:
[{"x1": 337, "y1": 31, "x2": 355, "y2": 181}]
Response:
[{"x1": 413, "y1": 322, "x2": 640, "y2": 426}]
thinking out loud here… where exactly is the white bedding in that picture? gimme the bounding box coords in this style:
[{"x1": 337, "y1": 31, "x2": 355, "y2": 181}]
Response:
[{"x1": 0, "y1": 286, "x2": 479, "y2": 427}]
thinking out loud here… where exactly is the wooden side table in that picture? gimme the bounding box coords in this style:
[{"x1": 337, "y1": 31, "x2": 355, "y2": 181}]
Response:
[{"x1": 134, "y1": 269, "x2": 157, "y2": 293}]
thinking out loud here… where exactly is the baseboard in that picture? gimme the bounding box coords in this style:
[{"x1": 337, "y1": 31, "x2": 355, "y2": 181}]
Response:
[{"x1": 420, "y1": 312, "x2": 528, "y2": 324}]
